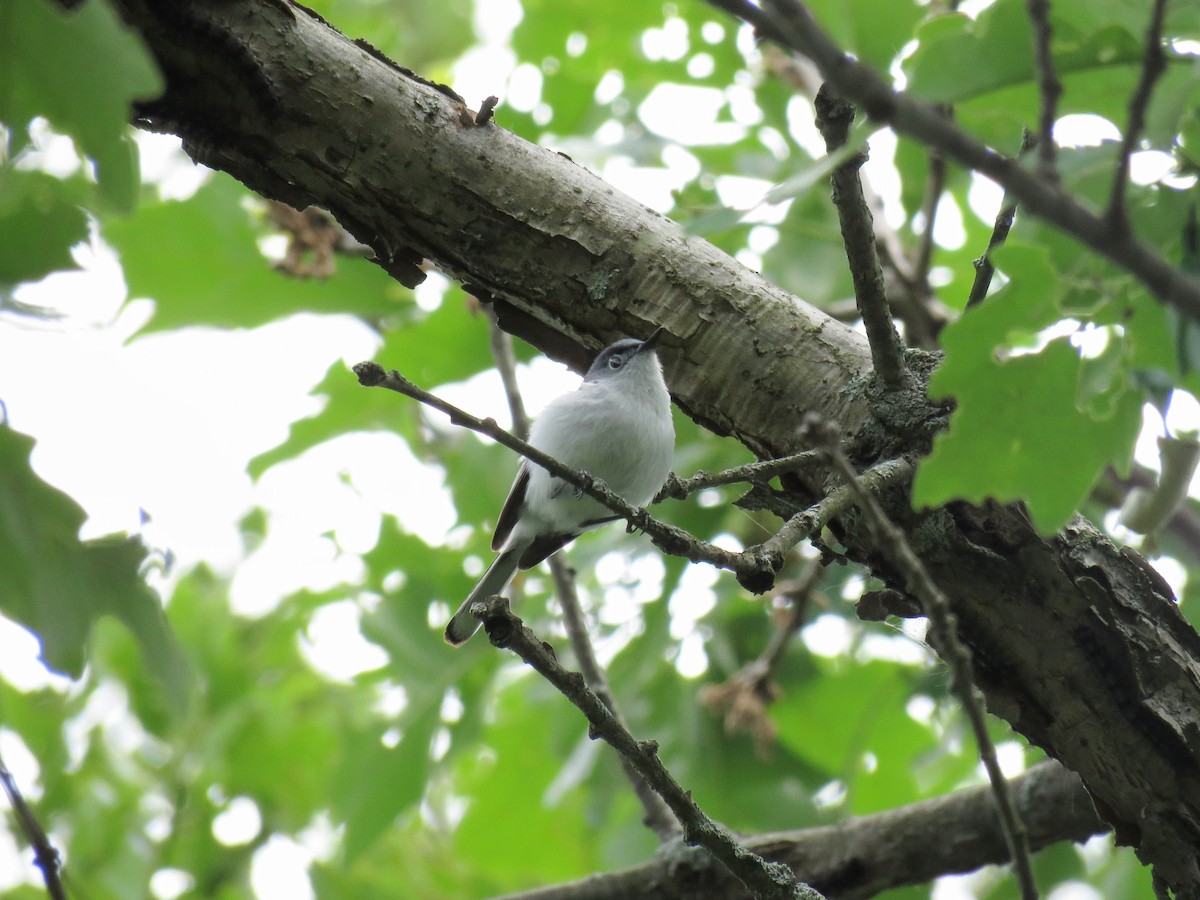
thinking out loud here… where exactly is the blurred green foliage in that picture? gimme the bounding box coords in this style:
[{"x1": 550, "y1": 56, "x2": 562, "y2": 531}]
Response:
[{"x1": 2, "y1": 0, "x2": 1197, "y2": 897}]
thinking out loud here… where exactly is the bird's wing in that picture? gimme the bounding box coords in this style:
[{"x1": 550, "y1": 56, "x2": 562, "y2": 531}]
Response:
[{"x1": 492, "y1": 462, "x2": 530, "y2": 551}]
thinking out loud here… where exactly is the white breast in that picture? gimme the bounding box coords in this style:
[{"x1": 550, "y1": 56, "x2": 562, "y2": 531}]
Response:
[{"x1": 514, "y1": 359, "x2": 674, "y2": 539}]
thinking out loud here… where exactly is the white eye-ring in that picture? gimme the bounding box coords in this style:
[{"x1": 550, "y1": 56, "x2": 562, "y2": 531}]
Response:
[{"x1": 607, "y1": 355, "x2": 624, "y2": 369}]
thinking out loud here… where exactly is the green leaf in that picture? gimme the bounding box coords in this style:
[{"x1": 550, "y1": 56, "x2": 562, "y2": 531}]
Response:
[
  {"x1": 1077, "y1": 327, "x2": 1131, "y2": 419},
  {"x1": 0, "y1": 424, "x2": 190, "y2": 711},
  {"x1": 0, "y1": 0, "x2": 161, "y2": 211},
  {"x1": 763, "y1": 125, "x2": 876, "y2": 205},
  {"x1": 248, "y1": 299, "x2": 492, "y2": 477},
  {"x1": 451, "y1": 680, "x2": 598, "y2": 889},
  {"x1": 333, "y1": 709, "x2": 439, "y2": 861},
  {"x1": 907, "y1": 0, "x2": 1142, "y2": 106},
  {"x1": 915, "y1": 337, "x2": 1142, "y2": 532},
  {"x1": 772, "y1": 659, "x2": 935, "y2": 814},
  {"x1": 807, "y1": 0, "x2": 926, "y2": 69},
  {"x1": 913, "y1": 243, "x2": 1145, "y2": 531},
  {"x1": 105, "y1": 175, "x2": 404, "y2": 332},
  {"x1": 0, "y1": 168, "x2": 89, "y2": 288}
]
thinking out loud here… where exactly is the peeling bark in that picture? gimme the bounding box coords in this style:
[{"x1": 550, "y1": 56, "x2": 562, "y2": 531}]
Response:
[{"x1": 113, "y1": 1, "x2": 1200, "y2": 893}]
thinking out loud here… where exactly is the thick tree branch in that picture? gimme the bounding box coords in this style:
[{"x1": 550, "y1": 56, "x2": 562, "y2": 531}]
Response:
[
  {"x1": 473, "y1": 596, "x2": 825, "y2": 900},
  {"x1": 713, "y1": 0, "x2": 1200, "y2": 322},
  {"x1": 495, "y1": 761, "x2": 1103, "y2": 900}
]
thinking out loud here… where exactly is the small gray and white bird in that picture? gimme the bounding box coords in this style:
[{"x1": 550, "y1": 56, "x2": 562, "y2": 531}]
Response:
[{"x1": 444, "y1": 328, "x2": 675, "y2": 645}]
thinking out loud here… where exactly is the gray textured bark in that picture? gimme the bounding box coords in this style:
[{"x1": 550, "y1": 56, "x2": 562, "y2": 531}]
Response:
[
  {"x1": 497, "y1": 762, "x2": 1103, "y2": 900},
  {"x1": 115, "y1": 1, "x2": 1200, "y2": 894}
]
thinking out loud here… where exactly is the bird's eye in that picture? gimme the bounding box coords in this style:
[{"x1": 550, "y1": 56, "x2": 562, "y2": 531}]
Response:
[{"x1": 607, "y1": 355, "x2": 624, "y2": 370}]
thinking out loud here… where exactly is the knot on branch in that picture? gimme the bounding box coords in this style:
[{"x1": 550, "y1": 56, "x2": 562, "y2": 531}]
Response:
[
  {"x1": 799, "y1": 412, "x2": 840, "y2": 451},
  {"x1": 656, "y1": 472, "x2": 689, "y2": 502},
  {"x1": 857, "y1": 588, "x2": 923, "y2": 621},
  {"x1": 638, "y1": 739, "x2": 660, "y2": 758},
  {"x1": 352, "y1": 360, "x2": 386, "y2": 386},
  {"x1": 736, "y1": 546, "x2": 782, "y2": 595},
  {"x1": 650, "y1": 524, "x2": 694, "y2": 558},
  {"x1": 478, "y1": 596, "x2": 518, "y2": 649},
  {"x1": 814, "y1": 83, "x2": 857, "y2": 153}
]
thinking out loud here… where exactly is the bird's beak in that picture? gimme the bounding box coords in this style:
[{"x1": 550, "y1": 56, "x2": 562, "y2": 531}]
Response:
[{"x1": 638, "y1": 326, "x2": 665, "y2": 353}]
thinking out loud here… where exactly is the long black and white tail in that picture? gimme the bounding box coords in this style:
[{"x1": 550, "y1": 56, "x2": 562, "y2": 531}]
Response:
[{"x1": 443, "y1": 548, "x2": 521, "y2": 645}]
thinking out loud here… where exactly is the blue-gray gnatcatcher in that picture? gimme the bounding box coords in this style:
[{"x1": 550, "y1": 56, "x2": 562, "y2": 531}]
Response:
[{"x1": 444, "y1": 328, "x2": 675, "y2": 645}]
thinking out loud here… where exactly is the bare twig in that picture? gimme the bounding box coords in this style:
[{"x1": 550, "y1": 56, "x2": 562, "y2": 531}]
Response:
[
  {"x1": 801, "y1": 415, "x2": 1038, "y2": 900},
  {"x1": 1107, "y1": 0, "x2": 1169, "y2": 229},
  {"x1": 656, "y1": 451, "x2": 821, "y2": 502},
  {"x1": 485, "y1": 309, "x2": 531, "y2": 441},
  {"x1": 472, "y1": 596, "x2": 826, "y2": 900},
  {"x1": 814, "y1": 84, "x2": 907, "y2": 387},
  {"x1": 1024, "y1": 0, "x2": 1061, "y2": 180},
  {"x1": 750, "y1": 559, "x2": 823, "y2": 681},
  {"x1": 700, "y1": 558, "x2": 823, "y2": 754},
  {"x1": 354, "y1": 362, "x2": 773, "y2": 591},
  {"x1": 354, "y1": 363, "x2": 911, "y2": 597},
  {"x1": 754, "y1": 457, "x2": 914, "y2": 567},
  {"x1": 763, "y1": 46, "x2": 947, "y2": 346},
  {"x1": 967, "y1": 130, "x2": 1037, "y2": 308},
  {"x1": 914, "y1": 146, "x2": 947, "y2": 288},
  {"x1": 709, "y1": 0, "x2": 1200, "y2": 322},
  {"x1": 548, "y1": 558, "x2": 682, "y2": 840},
  {"x1": 0, "y1": 754, "x2": 68, "y2": 900},
  {"x1": 483, "y1": 313, "x2": 680, "y2": 841}
]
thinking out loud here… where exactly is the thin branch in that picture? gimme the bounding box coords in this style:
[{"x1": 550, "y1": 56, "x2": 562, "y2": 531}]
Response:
[
  {"x1": 754, "y1": 457, "x2": 914, "y2": 567},
  {"x1": 495, "y1": 761, "x2": 1102, "y2": 900},
  {"x1": 814, "y1": 84, "x2": 907, "y2": 387},
  {"x1": 748, "y1": 558, "x2": 823, "y2": 681},
  {"x1": 1024, "y1": 0, "x2": 1061, "y2": 179},
  {"x1": 1107, "y1": 0, "x2": 1169, "y2": 229},
  {"x1": 548, "y1": 557, "x2": 682, "y2": 840},
  {"x1": 801, "y1": 415, "x2": 1038, "y2": 900},
  {"x1": 355, "y1": 363, "x2": 912, "y2": 598},
  {"x1": 0, "y1": 754, "x2": 68, "y2": 900},
  {"x1": 712, "y1": 0, "x2": 1200, "y2": 322},
  {"x1": 472, "y1": 596, "x2": 826, "y2": 900},
  {"x1": 763, "y1": 45, "x2": 947, "y2": 347},
  {"x1": 1097, "y1": 464, "x2": 1200, "y2": 560},
  {"x1": 483, "y1": 313, "x2": 681, "y2": 841},
  {"x1": 967, "y1": 130, "x2": 1037, "y2": 308},
  {"x1": 485, "y1": 309, "x2": 531, "y2": 441},
  {"x1": 914, "y1": 145, "x2": 947, "y2": 288},
  {"x1": 354, "y1": 362, "x2": 775, "y2": 592},
  {"x1": 655, "y1": 450, "x2": 821, "y2": 502},
  {"x1": 700, "y1": 558, "x2": 823, "y2": 755}
]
